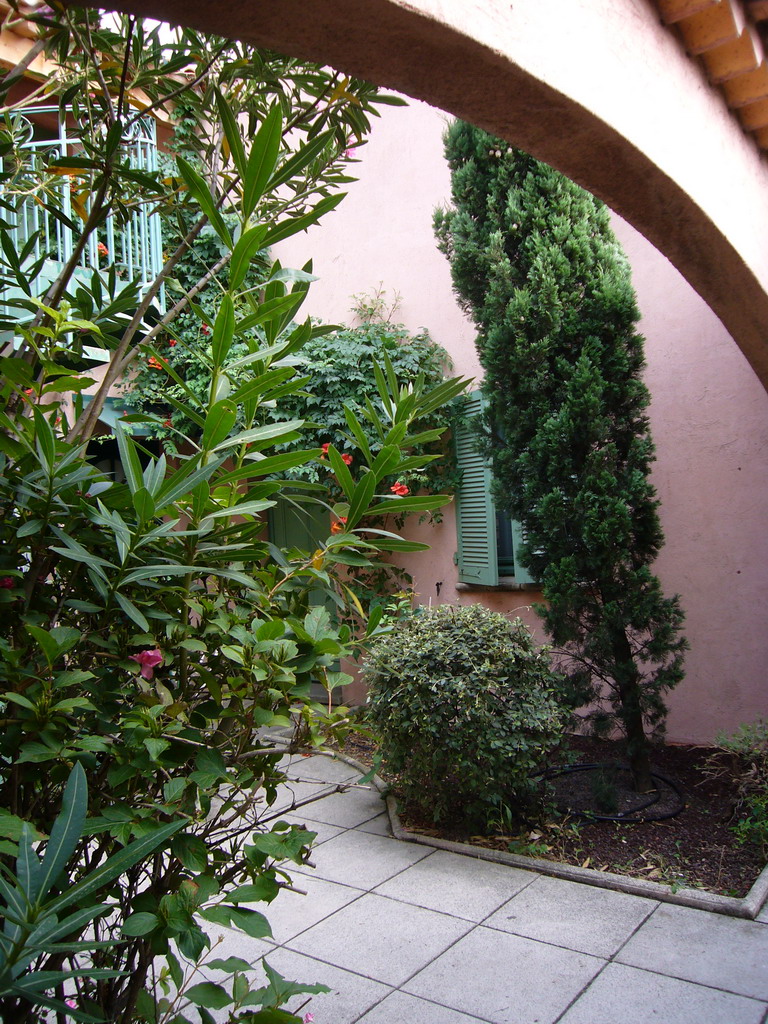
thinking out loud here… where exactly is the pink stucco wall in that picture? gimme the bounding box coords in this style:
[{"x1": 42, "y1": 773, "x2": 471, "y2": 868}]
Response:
[{"x1": 276, "y1": 98, "x2": 768, "y2": 745}]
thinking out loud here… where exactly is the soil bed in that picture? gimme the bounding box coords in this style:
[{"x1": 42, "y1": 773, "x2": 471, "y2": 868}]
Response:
[{"x1": 337, "y1": 733, "x2": 764, "y2": 898}]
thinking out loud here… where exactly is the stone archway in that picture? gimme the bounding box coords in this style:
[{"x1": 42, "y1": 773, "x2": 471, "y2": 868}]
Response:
[{"x1": 78, "y1": 0, "x2": 768, "y2": 387}]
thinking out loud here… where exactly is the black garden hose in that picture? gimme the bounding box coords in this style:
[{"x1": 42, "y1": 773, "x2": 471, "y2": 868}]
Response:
[{"x1": 539, "y1": 761, "x2": 686, "y2": 823}]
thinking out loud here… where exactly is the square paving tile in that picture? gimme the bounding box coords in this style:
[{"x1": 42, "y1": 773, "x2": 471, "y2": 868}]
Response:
[
  {"x1": 404, "y1": 925, "x2": 604, "y2": 1024},
  {"x1": 485, "y1": 874, "x2": 656, "y2": 957},
  {"x1": 283, "y1": 753, "x2": 361, "y2": 784},
  {"x1": 357, "y1": 989, "x2": 494, "y2": 1023},
  {"x1": 247, "y1": 873, "x2": 366, "y2": 945},
  {"x1": 287, "y1": 892, "x2": 473, "y2": 986},
  {"x1": 255, "y1": 945, "x2": 392, "y2": 1024},
  {"x1": 291, "y1": 829, "x2": 433, "y2": 889},
  {"x1": 300, "y1": 786, "x2": 386, "y2": 828},
  {"x1": 358, "y1": 812, "x2": 391, "y2": 836},
  {"x1": 558, "y1": 961, "x2": 767, "y2": 1024},
  {"x1": 617, "y1": 903, "x2": 768, "y2": 999},
  {"x1": 374, "y1": 849, "x2": 535, "y2": 922}
]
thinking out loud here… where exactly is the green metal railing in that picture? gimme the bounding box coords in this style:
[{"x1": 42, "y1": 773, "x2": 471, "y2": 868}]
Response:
[{"x1": 1, "y1": 107, "x2": 165, "y2": 329}]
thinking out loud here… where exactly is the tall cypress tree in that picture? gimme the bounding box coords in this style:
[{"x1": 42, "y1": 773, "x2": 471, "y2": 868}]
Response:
[{"x1": 435, "y1": 122, "x2": 688, "y2": 792}]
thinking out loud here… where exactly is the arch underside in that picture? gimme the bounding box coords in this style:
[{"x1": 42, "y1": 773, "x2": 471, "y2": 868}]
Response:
[{"x1": 72, "y1": 0, "x2": 768, "y2": 389}]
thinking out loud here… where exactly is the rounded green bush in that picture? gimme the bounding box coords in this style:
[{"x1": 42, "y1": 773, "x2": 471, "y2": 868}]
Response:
[{"x1": 364, "y1": 604, "x2": 566, "y2": 830}]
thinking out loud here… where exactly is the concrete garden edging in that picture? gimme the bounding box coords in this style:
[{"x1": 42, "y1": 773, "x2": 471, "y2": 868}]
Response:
[{"x1": 325, "y1": 750, "x2": 768, "y2": 921}]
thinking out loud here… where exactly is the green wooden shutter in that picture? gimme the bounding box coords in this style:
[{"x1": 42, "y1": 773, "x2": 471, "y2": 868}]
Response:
[
  {"x1": 510, "y1": 519, "x2": 535, "y2": 585},
  {"x1": 269, "y1": 496, "x2": 328, "y2": 554},
  {"x1": 454, "y1": 392, "x2": 499, "y2": 586}
]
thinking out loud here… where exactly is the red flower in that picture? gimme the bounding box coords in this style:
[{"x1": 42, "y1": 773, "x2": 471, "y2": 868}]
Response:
[
  {"x1": 163, "y1": 418, "x2": 172, "y2": 428},
  {"x1": 320, "y1": 442, "x2": 331, "y2": 459},
  {"x1": 0, "y1": 577, "x2": 15, "y2": 589},
  {"x1": 200, "y1": 323, "x2": 211, "y2": 335},
  {"x1": 341, "y1": 453, "x2": 353, "y2": 466},
  {"x1": 97, "y1": 241, "x2": 109, "y2": 258},
  {"x1": 129, "y1": 649, "x2": 163, "y2": 680},
  {"x1": 390, "y1": 481, "x2": 409, "y2": 496},
  {"x1": 168, "y1": 338, "x2": 177, "y2": 347},
  {"x1": 330, "y1": 517, "x2": 347, "y2": 534},
  {"x1": 147, "y1": 356, "x2": 163, "y2": 370}
]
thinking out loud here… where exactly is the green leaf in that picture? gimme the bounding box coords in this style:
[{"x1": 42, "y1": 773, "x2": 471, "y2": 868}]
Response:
[
  {"x1": 218, "y1": 449, "x2": 320, "y2": 485},
  {"x1": 200, "y1": 499, "x2": 274, "y2": 523},
  {"x1": 48, "y1": 818, "x2": 186, "y2": 914},
  {"x1": 132, "y1": 486, "x2": 156, "y2": 523},
  {"x1": 207, "y1": 956, "x2": 254, "y2": 973},
  {"x1": 268, "y1": 128, "x2": 335, "y2": 190},
  {"x1": 226, "y1": 906, "x2": 272, "y2": 938},
  {"x1": 230, "y1": 225, "x2": 268, "y2": 291},
  {"x1": 226, "y1": 877, "x2": 279, "y2": 903},
  {"x1": 211, "y1": 294, "x2": 235, "y2": 367},
  {"x1": 243, "y1": 106, "x2": 283, "y2": 219},
  {"x1": 343, "y1": 405, "x2": 373, "y2": 463},
  {"x1": 32, "y1": 404, "x2": 55, "y2": 470},
  {"x1": 186, "y1": 982, "x2": 232, "y2": 1010},
  {"x1": 143, "y1": 737, "x2": 170, "y2": 761},
  {"x1": 326, "y1": 445, "x2": 354, "y2": 500},
  {"x1": 0, "y1": 810, "x2": 43, "y2": 842},
  {"x1": 171, "y1": 833, "x2": 208, "y2": 871},
  {"x1": 122, "y1": 911, "x2": 159, "y2": 936},
  {"x1": 35, "y1": 762, "x2": 87, "y2": 904},
  {"x1": 176, "y1": 157, "x2": 232, "y2": 247},
  {"x1": 360, "y1": 536, "x2": 430, "y2": 552},
  {"x1": 369, "y1": 494, "x2": 450, "y2": 516},
  {"x1": 345, "y1": 472, "x2": 378, "y2": 531},
  {"x1": 17, "y1": 519, "x2": 43, "y2": 538},
  {"x1": 370, "y1": 444, "x2": 401, "y2": 481},
  {"x1": 202, "y1": 400, "x2": 237, "y2": 451},
  {"x1": 114, "y1": 593, "x2": 150, "y2": 633},
  {"x1": 212, "y1": 420, "x2": 305, "y2": 453},
  {"x1": 214, "y1": 88, "x2": 247, "y2": 176},
  {"x1": 115, "y1": 425, "x2": 144, "y2": 495},
  {"x1": 260, "y1": 192, "x2": 345, "y2": 248}
]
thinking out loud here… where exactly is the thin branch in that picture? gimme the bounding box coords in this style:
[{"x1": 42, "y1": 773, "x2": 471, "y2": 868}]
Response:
[
  {"x1": 124, "y1": 41, "x2": 228, "y2": 132},
  {"x1": 78, "y1": 13, "x2": 117, "y2": 126},
  {"x1": 116, "y1": 16, "x2": 136, "y2": 123},
  {"x1": 0, "y1": 36, "x2": 46, "y2": 93}
]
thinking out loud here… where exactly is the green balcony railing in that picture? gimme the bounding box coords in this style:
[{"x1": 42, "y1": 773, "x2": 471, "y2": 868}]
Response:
[{"x1": 1, "y1": 106, "x2": 165, "y2": 352}]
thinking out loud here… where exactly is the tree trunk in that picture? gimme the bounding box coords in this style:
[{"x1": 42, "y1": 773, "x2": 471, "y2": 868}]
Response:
[{"x1": 612, "y1": 630, "x2": 655, "y2": 794}]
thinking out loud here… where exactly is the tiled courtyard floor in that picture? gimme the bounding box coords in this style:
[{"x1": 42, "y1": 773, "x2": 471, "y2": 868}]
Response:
[{"x1": 213, "y1": 753, "x2": 768, "y2": 1024}]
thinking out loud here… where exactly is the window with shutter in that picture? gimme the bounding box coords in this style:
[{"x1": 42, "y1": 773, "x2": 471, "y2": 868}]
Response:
[{"x1": 454, "y1": 391, "x2": 536, "y2": 587}]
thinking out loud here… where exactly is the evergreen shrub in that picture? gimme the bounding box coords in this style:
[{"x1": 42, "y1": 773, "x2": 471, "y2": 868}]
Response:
[
  {"x1": 434, "y1": 122, "x2": 688, "y2": 791},
  {"x1": 364, "y1": 604, "x2": 566, "y2": 829}
]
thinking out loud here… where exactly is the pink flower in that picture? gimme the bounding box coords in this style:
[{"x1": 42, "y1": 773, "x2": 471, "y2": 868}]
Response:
[
  {"x1": 129, "y1": 649, "x2": 163, "y2": 680},
  {"x1": 65, "y1": 998, "x2": 77, "y2": 1009},
  {"x1": 390, "y1": 481, "x2": 409, "y2": 496},
  {"x1": 303, "y1": 1015, "x2": 315, "y2": 1024},
  {"x1": 0, "y1": 577, "x2": 15, "y2": 589}
]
